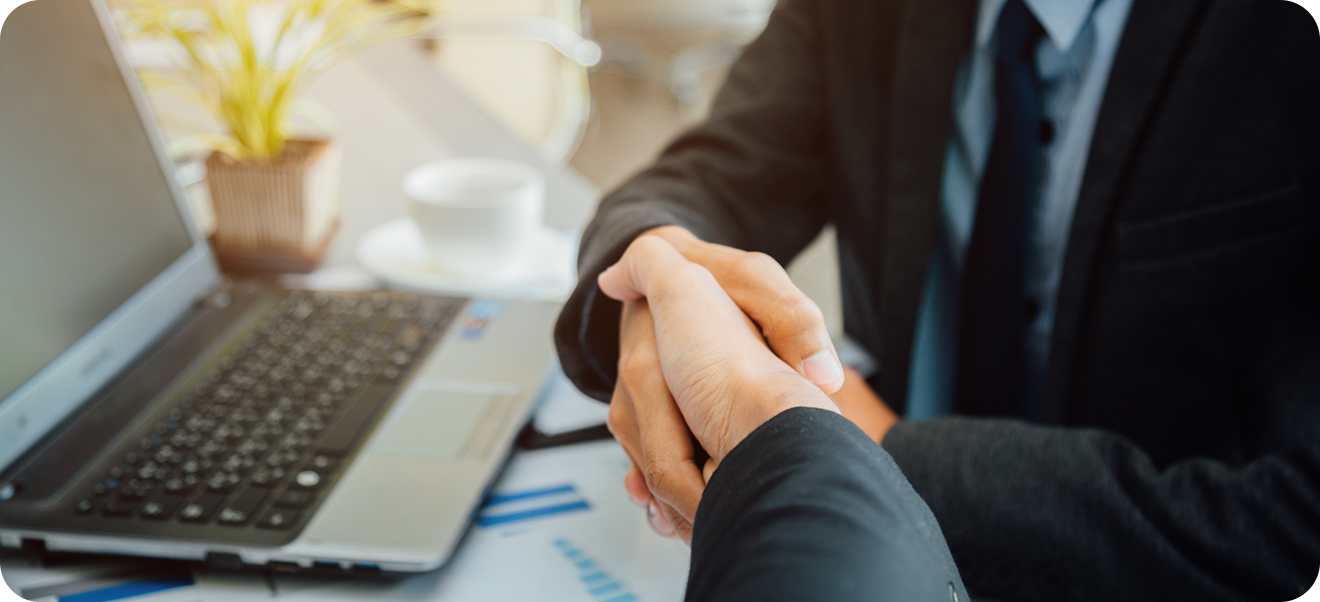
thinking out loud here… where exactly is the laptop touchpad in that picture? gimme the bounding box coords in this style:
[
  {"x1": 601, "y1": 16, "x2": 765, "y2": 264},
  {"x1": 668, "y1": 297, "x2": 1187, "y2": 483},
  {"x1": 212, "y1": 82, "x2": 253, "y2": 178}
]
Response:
[{"x1": 367, "y1": 389, "x2": 493, "y2": 461}]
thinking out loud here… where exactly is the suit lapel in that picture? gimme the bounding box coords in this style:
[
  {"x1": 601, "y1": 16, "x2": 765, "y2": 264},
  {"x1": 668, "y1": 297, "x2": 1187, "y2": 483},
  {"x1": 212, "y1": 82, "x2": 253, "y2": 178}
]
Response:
[
  {"x1": 1045, "y1": 0, "x2": 1211, "y2": 420},
  {"x1": 874, "y1": 0, "x2": 977, "y2": 409}
]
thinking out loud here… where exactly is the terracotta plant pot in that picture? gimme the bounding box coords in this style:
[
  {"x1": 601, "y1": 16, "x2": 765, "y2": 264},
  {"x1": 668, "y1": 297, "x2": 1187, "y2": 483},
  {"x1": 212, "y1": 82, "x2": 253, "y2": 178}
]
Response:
[{"x1": 205, "y1": 139, "x2": 342, "y2": 273}]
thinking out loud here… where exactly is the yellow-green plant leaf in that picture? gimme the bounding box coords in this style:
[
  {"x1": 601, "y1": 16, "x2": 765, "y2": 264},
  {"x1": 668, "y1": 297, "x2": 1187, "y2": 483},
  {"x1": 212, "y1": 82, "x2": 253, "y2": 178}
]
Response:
[{"x1": 121, "y1": 0, "x2": 438, "y2": 159}]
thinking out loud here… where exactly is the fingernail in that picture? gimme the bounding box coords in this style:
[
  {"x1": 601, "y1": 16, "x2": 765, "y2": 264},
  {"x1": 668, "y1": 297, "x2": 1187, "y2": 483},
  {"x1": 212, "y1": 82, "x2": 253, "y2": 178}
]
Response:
[
  {"x1": 802, "y1": 349, "x2": 843, "y2": 385},
  {"x1": 648, "y1": 502, "x2": 675, "y2": 536},
  {"x1": 627, "y1": 491, "x2": 647, "y2": 509}
]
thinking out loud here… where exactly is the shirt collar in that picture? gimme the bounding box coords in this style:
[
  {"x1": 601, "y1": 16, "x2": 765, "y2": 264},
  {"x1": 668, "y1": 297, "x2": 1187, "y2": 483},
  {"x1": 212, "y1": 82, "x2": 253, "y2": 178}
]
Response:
[{"x1": 975, "y1": 0, "x2": 1098, "y2": 53}]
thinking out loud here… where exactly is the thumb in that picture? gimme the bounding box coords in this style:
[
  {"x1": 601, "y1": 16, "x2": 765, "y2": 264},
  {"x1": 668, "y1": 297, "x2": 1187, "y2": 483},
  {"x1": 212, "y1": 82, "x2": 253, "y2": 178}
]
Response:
[{"x1": 597, "y1": 235, "x2": 687, "y2": 303}]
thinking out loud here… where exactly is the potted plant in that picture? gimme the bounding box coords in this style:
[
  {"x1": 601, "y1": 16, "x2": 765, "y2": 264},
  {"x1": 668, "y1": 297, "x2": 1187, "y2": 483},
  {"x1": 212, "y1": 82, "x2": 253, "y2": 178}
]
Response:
[{"x1": 120, "y1": 0, "x2": 432, "y2": 272}]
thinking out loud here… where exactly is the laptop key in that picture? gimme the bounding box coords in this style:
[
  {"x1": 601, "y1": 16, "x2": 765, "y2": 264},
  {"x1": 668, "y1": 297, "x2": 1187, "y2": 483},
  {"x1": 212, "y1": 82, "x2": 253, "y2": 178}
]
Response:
[
  {"x1": 272, "y1": 489, "x2": 312, "y2": 509},
  {"x1": 248, "y1": 467, "x2": 285, "y2": 487},
  {"x1": 316, "y1": 385, "x2": 393, "y2": 457},
  {"x1": 205, "y1": 471, "x2": 243, "y2": 493},
  {"x1": 307, "y1": 454, "x2": 337, "y2": 471},
  {"x1": 162, "y1": 475, "x2": 199, "y2": 494},
  {"x1": 119, "y1": 483, "x2": 156, "y2": 500},
  {"x1": 93, "y1": 477, "x2": 120, "y2": 496},
  {"x1": 102, "y1": 499, "x2": 140, "y2": 517},
  {"x1": 179, "y1": 492, "x2": 226, "y2": 523},
  {"x1": 291, "y1": 470, "x2": 323, "y2": 489},
  {"x1": 256, "y1": 507, "x2": 300, "y2": 530},
  {"x1": 217, "y1": 489, "x2": 267, "y2": 526},
  {"x1": 141, "y1": 495, "x2": 185, "y2": 520},
  {"x1": 74, "y1": 291, "x2": 460, "y2": 526}
]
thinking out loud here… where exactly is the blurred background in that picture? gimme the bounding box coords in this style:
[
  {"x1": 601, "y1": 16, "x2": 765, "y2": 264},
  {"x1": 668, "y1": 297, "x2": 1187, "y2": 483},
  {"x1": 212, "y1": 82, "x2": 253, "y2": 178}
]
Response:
[
  {"x1": 426, "y1": 0, "x2": 842, "y2": 331},
  {"x1": 433, "y1": 0, "x2": 766, "y2": 184},
  {"x1": 127, "y1": 0, "x2": 842, "y2": 329}
]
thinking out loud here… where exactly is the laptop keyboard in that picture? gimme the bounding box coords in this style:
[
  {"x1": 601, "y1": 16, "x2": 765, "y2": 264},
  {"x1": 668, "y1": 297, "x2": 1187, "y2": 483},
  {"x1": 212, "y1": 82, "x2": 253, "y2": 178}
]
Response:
[{"x1": 73, "y1": 290, "x2": 462, "y2": 530}]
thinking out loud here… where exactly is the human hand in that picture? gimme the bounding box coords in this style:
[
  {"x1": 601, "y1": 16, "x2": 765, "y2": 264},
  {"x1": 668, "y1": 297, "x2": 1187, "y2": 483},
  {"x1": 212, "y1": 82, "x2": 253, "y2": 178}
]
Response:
[
  {"x1": 617, "y1": 361, "x2": 898, "y2": 542},
  {"x1": 611, "y1": 295, "x2": 759, "y2": 541},
  {"x1": 649, "y1": 227, "x2": 900, "y2": 444},
  {"x1": 599, "y1": 235, "x2": 840, "y2": 542},
  {"x1": 642, "y1": 226, "x2": 845, "y2": 394},
  {"x1": 607, "y1": 299, "x2": 702, "y2": 541},
  {"x1": 607, "y1": 226, "x2": 856, "y2": 540}
]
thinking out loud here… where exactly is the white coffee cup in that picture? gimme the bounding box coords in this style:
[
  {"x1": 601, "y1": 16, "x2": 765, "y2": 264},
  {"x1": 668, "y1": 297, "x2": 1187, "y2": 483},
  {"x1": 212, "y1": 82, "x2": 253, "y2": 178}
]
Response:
[{"x1": 404, "y1": 158, "x2": 545, "y2": 279}]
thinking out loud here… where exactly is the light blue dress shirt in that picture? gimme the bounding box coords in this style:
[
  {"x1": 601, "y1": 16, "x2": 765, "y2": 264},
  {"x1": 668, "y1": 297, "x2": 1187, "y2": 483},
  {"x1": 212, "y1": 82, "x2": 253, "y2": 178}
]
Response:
[{"x1": 904, "y1": 0, "x2": 1136, "y2": 420}]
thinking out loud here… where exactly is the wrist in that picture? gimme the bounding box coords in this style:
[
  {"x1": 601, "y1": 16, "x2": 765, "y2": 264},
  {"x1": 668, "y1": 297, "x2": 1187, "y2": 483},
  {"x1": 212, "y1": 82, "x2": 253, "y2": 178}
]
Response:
[{"x1": 720, "y1": 363, "x2": 839, "y2": 459}]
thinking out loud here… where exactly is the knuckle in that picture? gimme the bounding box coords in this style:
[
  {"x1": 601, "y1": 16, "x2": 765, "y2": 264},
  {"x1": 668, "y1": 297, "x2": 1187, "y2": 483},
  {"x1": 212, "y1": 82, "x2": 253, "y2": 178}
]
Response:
[
  {"x1": 766, "y1": 295, "x2": 824, "y2": 337},
  {"x1": 607, "y1": 386, "x2": 634, "y2": 427},
  {"x1": 610, "y1": 380, "x2": 629, "y2": 403},
  {"x1": 630, "y1": 233, "x2": 671, "y2": 256},
  {"x1": 618, "y1": 350, "x2": 655, "y2": 381},
  {"x1": 736, "y1": 251, "x2": 782, "y2": 276},
  {"x1": 606, "y1": 400, "x2": 624, "y2": 430},
  {"x1": 642, "y1": 457, "x2": 674, "y2": 493},
  {"x1": 606, "y1": 422, "x2": 627, "y2": 447}
]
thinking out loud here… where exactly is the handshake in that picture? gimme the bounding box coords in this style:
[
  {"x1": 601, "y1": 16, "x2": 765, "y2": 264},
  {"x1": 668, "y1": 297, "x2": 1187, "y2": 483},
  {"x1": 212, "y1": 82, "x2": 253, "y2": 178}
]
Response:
[{"x1": 599, "y1": 226, "x2": 898, "y2": 542}]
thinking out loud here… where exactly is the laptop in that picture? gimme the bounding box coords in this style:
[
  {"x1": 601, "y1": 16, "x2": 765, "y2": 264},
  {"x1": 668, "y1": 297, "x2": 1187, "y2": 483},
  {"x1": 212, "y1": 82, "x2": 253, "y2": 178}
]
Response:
[{"x1": 0, "y1": 0, "x2": 559, "y2": 573}]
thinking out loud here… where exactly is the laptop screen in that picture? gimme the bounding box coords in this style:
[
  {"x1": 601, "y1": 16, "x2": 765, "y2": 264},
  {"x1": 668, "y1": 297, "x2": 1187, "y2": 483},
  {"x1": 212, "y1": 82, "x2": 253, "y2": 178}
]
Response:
[{"x1": 0, "y1": 0, "x2": 194, "y2": 401}]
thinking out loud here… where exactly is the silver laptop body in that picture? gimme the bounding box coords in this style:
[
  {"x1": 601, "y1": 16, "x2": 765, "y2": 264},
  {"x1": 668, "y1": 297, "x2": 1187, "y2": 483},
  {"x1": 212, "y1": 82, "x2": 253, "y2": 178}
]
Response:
[{"x1": 0, "y1": 0, "x2": 557, "y2": 573}]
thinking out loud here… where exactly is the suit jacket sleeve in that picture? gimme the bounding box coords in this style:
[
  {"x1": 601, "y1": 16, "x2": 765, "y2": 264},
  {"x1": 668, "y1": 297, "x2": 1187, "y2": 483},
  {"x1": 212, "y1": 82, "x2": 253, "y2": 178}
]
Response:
[
  {"x1": 554, "y1": 0, "x2": 834, "y2": 401},
  {"x1": 882, "y1": 418, "x2": 1320, "y2": 601},
  {"x1": 689, "y1": 407, "x2": 967, "y2": 602}
]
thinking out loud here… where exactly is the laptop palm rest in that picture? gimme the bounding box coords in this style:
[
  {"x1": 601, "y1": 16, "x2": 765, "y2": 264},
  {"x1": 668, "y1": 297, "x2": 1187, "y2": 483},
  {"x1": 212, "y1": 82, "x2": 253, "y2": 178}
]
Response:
[
  {"x1": 367, "y1": 388, "x2": 492, "y2": 461},
  {"x1": 287, "y1": 380, "x2": 522, "y2": 562}
]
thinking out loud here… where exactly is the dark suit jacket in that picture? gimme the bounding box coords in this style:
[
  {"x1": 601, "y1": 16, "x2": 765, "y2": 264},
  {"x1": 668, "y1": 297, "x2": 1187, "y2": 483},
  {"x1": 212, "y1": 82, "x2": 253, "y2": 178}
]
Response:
[
  {"x1": 556, "y1": 0, "x2": 1320, "y2": 599},
  {"x1": 690, "y1": 407, "x2": 967, "y2": 602}
]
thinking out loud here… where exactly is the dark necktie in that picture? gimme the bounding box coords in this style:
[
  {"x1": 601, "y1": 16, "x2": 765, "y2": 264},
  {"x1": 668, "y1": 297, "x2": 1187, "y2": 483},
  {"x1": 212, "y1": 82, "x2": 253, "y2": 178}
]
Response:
[{"x1": 955, "y1": 0, "x2": 1045, "y2": 419}]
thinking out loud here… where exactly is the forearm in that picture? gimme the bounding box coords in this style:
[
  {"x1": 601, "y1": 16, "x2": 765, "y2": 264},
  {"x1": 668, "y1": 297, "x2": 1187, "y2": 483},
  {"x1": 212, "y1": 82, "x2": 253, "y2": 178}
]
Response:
[
  {"x1": 883, "y1": 418, "x2": 1320, "y2": 602},
  {"x1": 687, "y1": 407, "x2": 966, "y2": 602}
]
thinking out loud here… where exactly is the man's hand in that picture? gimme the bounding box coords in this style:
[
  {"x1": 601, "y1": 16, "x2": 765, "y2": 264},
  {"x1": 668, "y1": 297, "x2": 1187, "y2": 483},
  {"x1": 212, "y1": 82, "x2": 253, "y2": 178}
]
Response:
[
  {"x1": 606, "y1": 226, "x2": 899, "y2": 539},
  {"x1": 613, "y1": 361, "x2": 895, "y2": 539},
  {"x1": 599, "y1": 234, "x2": 840, "y2": 543},
  {"x1": 608, "y1": 299, "x2": 702, "y2": 541},
  {"x1": 643, "y1": 226, "x2": 845, "y2": 393}
]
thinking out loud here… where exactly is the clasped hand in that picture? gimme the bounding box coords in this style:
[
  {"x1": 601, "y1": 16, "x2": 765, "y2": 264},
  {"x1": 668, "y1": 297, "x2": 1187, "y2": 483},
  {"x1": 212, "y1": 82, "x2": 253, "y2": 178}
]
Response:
[{"x1": 599, "y1": 228, "x2": 873, "y2": 543}]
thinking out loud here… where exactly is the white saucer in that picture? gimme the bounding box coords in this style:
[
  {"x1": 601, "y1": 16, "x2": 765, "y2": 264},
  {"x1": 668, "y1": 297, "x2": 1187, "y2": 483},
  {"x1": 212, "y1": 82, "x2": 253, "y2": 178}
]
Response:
[{"x1": 356, "y1": 218, "x2": 576, "y2": 300}]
